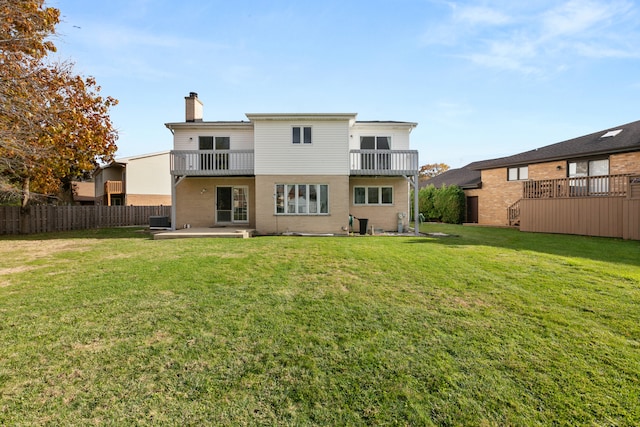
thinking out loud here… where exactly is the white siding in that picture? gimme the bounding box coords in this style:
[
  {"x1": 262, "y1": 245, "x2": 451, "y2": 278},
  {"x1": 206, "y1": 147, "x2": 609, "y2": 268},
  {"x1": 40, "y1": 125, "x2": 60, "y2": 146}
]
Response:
[
  {"x1": 254, "y1": 120, "x2": 350, "y2": 175},
  {"x1": 173, "y1": 128, "x2": 254, "y2": 150},
  {"x1": 349, "y1": 123, "x2": 413, "y2": 151},
  {"x1": 126, "y1": 153, "x2": 171, "y2": 196}
]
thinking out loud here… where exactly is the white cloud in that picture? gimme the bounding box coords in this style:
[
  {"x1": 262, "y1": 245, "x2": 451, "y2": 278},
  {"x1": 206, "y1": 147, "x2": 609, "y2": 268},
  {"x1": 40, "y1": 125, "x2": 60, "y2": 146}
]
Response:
[
  {"x1": 422, "y1": 0, "x2": 640, "y2": 74},
  {"x1": 542, "y1": 0, "x2": 627, "y2": 37},
  {"x1": 452, "y1": 5, "x2": 511, "y2": 26}
]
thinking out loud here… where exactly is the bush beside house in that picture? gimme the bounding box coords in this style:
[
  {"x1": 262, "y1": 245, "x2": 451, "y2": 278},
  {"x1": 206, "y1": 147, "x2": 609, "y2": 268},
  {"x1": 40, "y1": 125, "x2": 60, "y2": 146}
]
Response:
[{"x1": 419, "y1": 184, "x2": 465, "y2": 224}]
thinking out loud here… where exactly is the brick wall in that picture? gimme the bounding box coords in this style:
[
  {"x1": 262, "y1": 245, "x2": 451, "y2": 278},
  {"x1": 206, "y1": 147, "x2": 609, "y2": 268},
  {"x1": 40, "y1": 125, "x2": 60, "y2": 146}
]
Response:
[
  {"x1": 611, "y1": 152, "x2": 640, "y2": 174},
  {"x1": 254, "y1": 175, "x2": 350, "y2": 235},
  {"x1": 476, "y1": 168, "x2": 522, "y2": 225},
  {"x1": 175, "y1": 177, "x2": 256, "y2": 228},
  {"x1": 472, "y1": 152, "x2": 640, "y2": 226},
  {"x1": 125, "y1": 194, "x2": 172, "y2": 206},
  {"x1": 477, "y1": 161, "x2": 572, "y2": 226},
  {"x1": 349, "y1": 177, "x2": 410, "y2": 232}
]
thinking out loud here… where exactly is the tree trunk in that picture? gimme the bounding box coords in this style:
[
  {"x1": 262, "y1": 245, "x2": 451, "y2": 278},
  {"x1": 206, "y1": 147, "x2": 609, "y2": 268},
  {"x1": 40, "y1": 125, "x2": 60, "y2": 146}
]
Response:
[{"x1": 20, "y1": 177, "x2": 31, "y2": 234}]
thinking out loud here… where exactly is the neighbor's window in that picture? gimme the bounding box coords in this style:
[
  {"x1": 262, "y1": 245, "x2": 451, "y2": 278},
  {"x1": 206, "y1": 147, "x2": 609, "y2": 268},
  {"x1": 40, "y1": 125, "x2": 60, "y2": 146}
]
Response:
[
  {"x1": 353, "y1": 186, "x2": 393, "y2": 205},
  {"x1": 568, "y1": 158, "x2": 609, "y2": 177},
  {"x1": 507, "y1": 166, "x2": 528, "y2": 181},
  {"x1": 275, "y1": 184, "x2": 328, "y2": 214},
  {"x1": 292, "y1": 126, "x2": 312, "y2": 144}
]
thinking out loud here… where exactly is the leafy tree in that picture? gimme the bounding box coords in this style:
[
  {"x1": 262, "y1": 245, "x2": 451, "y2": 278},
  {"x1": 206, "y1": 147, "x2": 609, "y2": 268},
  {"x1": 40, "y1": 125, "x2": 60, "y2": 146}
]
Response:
[
  {"x1": 419, "y1": 163, "x2": 449, "y2": 180},
  {"x1": 0, "y1": 0, "x2": 118, "y2": 208}
]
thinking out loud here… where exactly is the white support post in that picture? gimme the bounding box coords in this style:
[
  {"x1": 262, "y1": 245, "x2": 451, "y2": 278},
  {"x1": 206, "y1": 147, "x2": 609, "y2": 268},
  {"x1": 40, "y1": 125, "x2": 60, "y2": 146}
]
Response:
[
  {"x1": 414, "y1": 172, "x2": 420, "y2": 236},
  {"x1": 171, "y1": 175, "x2": 185, "y2": 231}
]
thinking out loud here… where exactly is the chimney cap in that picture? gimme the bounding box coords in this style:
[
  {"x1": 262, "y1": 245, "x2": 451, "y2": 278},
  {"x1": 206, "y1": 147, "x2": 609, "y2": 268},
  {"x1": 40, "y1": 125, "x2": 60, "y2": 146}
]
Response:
[{"x1": 188, "y1": 92, "x2": 198, "y2": 98}]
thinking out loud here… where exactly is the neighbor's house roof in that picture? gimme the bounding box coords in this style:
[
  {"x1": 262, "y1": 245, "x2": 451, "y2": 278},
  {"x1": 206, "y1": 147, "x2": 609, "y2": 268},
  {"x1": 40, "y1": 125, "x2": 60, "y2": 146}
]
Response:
[
  {"x1": 420, "y1": 166, "x2": 482, "y2": 190},
  {"x1": 93, "y1": 151, "x2": 171, "y2": 176},
  {"x1": 424, "y1": 119, "x2": 640, "y2": 191},
  {"x1": 470, "y1": 119, "x2": 640, "y2": 170}
]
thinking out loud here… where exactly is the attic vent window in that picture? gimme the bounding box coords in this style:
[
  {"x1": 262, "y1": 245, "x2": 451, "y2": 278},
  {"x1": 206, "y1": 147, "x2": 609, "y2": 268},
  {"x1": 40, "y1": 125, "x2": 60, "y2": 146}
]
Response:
[{"x1": 601, "y1": 129, "x2": 622, "y2": 138}]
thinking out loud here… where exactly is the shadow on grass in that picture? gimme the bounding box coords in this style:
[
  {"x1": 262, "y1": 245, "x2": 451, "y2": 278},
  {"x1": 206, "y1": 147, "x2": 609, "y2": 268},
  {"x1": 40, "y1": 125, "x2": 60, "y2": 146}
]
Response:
[
  {"x1": 406, "y1": 224, "x2": 640, "y2": 267},
  {"x1": 0, "y1": 227, "x2": 152, "y2": 241}
]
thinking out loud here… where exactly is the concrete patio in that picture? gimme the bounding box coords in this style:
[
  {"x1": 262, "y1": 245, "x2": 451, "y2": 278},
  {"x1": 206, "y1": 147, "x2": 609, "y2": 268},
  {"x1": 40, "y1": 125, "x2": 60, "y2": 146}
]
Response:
[{"x1": 152, "y1": 227, "x2": 255, "y2": 240}]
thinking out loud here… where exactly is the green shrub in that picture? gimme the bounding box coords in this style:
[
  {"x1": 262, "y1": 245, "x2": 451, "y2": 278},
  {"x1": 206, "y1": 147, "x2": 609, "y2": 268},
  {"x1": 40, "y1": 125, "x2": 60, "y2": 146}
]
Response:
[
  {"x1": 418, "y1": 185, "x2": 438, "y2": 220},
  {"x1": 419, "y1": 184, "x2": 465, "y2": 224}
]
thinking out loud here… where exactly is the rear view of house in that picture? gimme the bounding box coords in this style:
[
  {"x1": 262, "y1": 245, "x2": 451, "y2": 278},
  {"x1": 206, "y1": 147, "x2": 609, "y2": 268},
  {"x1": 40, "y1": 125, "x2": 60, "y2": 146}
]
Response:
[{"x1": 165, "y1": 93, "x2": 420, "y2": 235}]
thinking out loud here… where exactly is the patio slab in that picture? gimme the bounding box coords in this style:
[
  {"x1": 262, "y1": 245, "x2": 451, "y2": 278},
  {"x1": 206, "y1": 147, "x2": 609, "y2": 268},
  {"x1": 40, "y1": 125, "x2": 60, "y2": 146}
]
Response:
[{"x1": 153, "y1": 228, "x2": 255, "y2": 240}]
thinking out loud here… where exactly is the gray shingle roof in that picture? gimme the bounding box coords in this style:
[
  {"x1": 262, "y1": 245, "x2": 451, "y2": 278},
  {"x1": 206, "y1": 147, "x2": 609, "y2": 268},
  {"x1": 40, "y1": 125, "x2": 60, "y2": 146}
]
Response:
[
  {"x1": 470, "y1": 119, "x2": 640, "y2": 170},
  {"x1": 420, "y1": 167, "x2": 481, "y2": 189}
]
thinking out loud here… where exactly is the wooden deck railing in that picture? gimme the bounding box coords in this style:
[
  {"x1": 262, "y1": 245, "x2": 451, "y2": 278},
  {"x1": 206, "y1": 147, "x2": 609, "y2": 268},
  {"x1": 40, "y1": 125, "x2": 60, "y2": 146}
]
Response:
[
  {"x1": 522, "y1": 174, "x2": 631, "y2": 199},
  {"x1": 630, "y1": 176, "x2": 640, "y2": 199},
  {"x1": 105, "y1": 180, "x2": 123, "y2": 194},
  {"x1": 507, "y1": 199, "x2": 521, "y2": 226}
]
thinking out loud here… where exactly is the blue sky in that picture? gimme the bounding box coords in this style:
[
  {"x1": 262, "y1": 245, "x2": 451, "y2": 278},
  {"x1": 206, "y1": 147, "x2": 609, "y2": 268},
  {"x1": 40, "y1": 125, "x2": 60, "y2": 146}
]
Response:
[{"x1": 49, "y1": 0, "x2": 640, "y2": 168}]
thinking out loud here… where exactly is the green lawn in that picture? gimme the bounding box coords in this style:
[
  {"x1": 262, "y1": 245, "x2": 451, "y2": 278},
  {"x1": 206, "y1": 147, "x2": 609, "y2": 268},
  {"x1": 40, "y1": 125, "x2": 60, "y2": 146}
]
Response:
[{"x1": 0, "y1": 225, "x2": 638, "y2": 425}]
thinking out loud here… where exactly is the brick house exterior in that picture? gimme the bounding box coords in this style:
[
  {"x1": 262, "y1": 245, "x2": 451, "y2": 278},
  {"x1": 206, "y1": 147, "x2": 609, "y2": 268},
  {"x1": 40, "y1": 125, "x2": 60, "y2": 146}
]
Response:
[
  {"x1": 424, "y1": 120, "x2": 640, "y2": 237},
  {"x1": 165, "y1": 93, "x2": 420, "y2": 235}
]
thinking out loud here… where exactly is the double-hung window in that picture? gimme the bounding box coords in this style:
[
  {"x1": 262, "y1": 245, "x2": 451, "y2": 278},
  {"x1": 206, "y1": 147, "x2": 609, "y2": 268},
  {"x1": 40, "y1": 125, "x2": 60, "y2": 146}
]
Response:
[
  {"x1": 292, "y1": 127, "x2": 312, "y2": 144},
  {"x1": 276, "y1": 184, "x2": 328, "y2": 214},
  {"x1": 354, "y1": 186, "x2": 393, "y2": 205},
  {"x1": 507, "y1": 166, "x2": 528, "y2": 181}
]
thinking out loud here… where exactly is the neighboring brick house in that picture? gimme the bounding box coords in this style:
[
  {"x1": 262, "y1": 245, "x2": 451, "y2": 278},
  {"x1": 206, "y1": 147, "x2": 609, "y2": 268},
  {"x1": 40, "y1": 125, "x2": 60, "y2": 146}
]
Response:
[
  {"x1": 94, "y1": 151, "x2": 172, "y2": 206},
  {"x1": 425, "y1": 120, "x2": 640, "y2": 239},
  {"x1": 165, "y1": 93, "x2": 420, "y2": 235}
]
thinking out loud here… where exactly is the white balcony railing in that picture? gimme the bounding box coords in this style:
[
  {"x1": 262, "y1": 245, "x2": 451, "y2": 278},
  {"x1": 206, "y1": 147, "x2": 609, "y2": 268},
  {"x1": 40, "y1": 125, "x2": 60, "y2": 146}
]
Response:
[
  {"x1": 171, "y1": 150, "x2": 254, "y2": 176},
  {"x1": 349, "y1": 150, "x2": 419, "y2": 175},
  {"x1": 171, "y1": 149, "x2": 419, "y2": 176}
]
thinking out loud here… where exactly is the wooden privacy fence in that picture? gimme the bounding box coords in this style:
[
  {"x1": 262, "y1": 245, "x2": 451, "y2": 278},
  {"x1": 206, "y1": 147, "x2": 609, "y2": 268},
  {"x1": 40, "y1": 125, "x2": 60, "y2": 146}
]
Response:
[{"x1": 0, "y1": 205, "x2": 171, "y2": 235}]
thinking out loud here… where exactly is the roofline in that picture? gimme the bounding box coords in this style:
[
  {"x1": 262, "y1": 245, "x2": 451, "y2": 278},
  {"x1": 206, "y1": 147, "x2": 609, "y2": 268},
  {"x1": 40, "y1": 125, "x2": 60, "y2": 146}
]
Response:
[
  {"x1": 115, "y1": 150, "x2": 170, "y2": 163},
  {"x1": 471, "y1": 145, "x2": 640, "y2": 170},
  {"x1": 354, "y1": 120, "x2": 418, "y2": 129},
  {"x1": 165, "y1": 121, "x2": 253, "y2": 130},
  {"x1": 245, "y1": 113, "x2": 358, "y2": 121}
]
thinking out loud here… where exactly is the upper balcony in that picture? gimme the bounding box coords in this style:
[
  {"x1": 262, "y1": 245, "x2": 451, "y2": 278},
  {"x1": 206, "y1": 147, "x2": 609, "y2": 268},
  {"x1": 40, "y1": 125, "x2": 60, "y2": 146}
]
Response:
[
  {"x1": 171, "y1": 150, "x2": 254, "y2": 176},
  {"x1": 170, "y1": 149, "x2": 420, "y2": 177},
  {"x1": 104, "y1": 180, "x2": 123, "y2": 194},
  {"x1": 349, "y1": 150, "x2": 419, "y2": 176}
]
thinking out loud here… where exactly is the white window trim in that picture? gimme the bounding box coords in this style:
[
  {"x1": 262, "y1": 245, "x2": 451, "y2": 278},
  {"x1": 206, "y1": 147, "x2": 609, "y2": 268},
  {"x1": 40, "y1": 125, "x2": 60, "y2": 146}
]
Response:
[
  {"x1": 275, "y1": 184, "x2": 329, "y2": 215},
  {"x1": 507, "y1": 166, "x2": 528, "y2": 181},
  {"x1": 353, "y1": 186, "x2": 394, "y2": 205}
]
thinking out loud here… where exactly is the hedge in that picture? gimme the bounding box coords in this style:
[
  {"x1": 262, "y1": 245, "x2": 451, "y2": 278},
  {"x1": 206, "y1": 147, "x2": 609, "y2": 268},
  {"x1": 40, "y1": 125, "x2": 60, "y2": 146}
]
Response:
[{"x1": 418, "y1": 184, "x2": 465, "y2": 224}]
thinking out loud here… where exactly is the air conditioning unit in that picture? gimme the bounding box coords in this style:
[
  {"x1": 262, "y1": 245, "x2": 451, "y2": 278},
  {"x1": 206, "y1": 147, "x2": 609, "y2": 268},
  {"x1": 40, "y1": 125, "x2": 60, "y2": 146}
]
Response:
[{"x1": 149, "y1": 216, "x2": 171, "y2": 229}]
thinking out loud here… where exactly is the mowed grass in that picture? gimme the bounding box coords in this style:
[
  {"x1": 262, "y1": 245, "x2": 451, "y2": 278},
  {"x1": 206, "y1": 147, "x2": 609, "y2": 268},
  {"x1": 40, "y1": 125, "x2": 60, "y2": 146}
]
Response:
[{"x1": 0, "y1": 225, "x2": 639, "y2": 426}]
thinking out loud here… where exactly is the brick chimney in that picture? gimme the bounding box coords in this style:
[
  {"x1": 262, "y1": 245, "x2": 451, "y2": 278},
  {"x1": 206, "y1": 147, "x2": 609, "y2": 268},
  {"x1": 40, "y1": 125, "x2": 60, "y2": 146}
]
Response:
[{"x1": 185, "y1": 92, "x2": 203, "y2": 122}]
